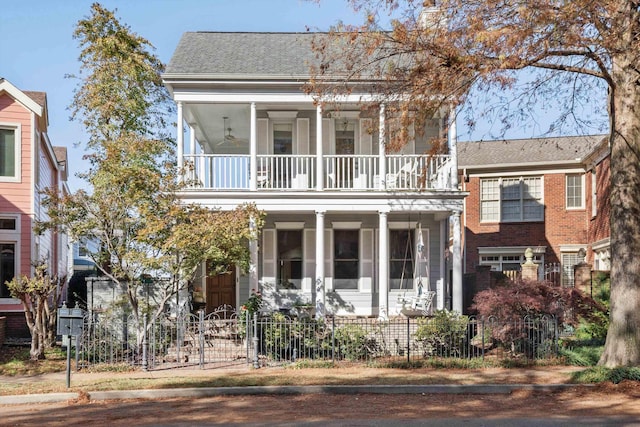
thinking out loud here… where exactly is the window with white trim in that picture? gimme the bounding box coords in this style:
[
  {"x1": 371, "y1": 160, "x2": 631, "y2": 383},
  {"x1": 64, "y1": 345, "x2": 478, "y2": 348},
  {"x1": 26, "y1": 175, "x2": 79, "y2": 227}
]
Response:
[
  {"x1": 479, "y1": 253, "x2": 543, "y2": 272},
  {"x1": 333, "y1": 229, "x2": 359, "y2": 290},
  {"x1": 389, "y1": 229, "x2": 414, "y2": 290},
  {"x1": 0, "y1": 216, "x2": 18, "y2": 298},
  {"x1": 0, "y1": 127, "x2": 19, "y2": 180},
  {"x1": 561, "y1": 252, "x2": 584, "y2": 287},
  {"x1": 277, "y1": 229, "x2": 302, "y2": 290},
  {"x1": 566, "y1": 174, "x2": 584, "y2": 209},
  {"x1": 480, "y1": 176, "x2": 543, "y2": 222}
]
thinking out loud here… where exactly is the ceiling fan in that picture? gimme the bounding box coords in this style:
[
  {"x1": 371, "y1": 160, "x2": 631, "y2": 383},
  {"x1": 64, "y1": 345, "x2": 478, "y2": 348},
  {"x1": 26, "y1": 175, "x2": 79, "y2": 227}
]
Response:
[{"x1": 216, "y1": 116, "x2": 248, "y2": 146}]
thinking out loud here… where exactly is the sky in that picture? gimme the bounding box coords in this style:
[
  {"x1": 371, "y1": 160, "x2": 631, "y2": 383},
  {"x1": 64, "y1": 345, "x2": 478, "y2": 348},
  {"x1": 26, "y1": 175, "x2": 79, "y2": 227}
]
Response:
[
  {"x1": 1, "y1": 0, "x2": 607, "y2": 191},
  {"x1": 1, "y1": 0, "x2": 369, "y2": 191}
]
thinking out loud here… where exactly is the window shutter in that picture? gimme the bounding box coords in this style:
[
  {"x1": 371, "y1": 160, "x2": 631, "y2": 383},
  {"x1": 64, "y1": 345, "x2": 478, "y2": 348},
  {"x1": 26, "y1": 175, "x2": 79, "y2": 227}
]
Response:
[
  {"x1": 257, "y1": 118, "x2": 269, "y2": 154},
  {"x1": 296, "y1": 118, "x2": 309, "y2": 155},
  {"x1": 359, "y1": 119, "x2": 372, "y2": 155},
  {"x1": 323, "y1": 118, "x2": 332, "y2": 154},
  {"x1": 360, "y1": 229, "x2": 374, "y2": 292},
  {"x1": 303, "y1": 228, "x2": 315, "y2": 292},
  {"x1": 262, "y1": 229, "x2": 276, "y2": 285},
  {"x1": 324, "y1": 228, "x2": 333, "y2": 290}
]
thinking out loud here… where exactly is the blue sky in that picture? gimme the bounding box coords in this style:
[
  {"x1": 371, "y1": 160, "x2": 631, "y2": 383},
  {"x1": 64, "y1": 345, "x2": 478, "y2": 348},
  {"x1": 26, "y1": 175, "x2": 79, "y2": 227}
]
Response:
[{"x1": 1, "y1": 0, "x2": 366, "y2": 190}]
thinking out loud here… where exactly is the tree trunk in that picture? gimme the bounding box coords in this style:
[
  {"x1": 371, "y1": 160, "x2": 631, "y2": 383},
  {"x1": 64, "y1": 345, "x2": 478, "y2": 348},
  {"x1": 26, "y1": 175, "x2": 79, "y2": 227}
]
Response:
[{"x1": 598, "y1": 50, "x2": 640, "y2": 367}]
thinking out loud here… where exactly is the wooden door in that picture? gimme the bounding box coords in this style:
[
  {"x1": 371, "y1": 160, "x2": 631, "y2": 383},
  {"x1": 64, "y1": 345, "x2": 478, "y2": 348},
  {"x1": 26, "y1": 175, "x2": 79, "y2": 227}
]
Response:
[{"x1": 206, "y1": 266, "x2": 236, "y2": 314}]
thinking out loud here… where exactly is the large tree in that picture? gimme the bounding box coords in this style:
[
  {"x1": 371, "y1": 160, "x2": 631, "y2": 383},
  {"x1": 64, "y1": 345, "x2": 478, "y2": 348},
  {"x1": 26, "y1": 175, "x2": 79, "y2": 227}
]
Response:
[
  {"x1": 309, "y1": 0, "x2": 639, "y2": 366},
  {"x1": 41, "y1": 3, "x2": 262, "y2": 341}
]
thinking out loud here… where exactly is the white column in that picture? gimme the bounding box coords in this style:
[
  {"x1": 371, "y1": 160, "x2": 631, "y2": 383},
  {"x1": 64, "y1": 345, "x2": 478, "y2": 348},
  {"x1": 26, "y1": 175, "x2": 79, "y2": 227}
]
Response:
[
  {"x1": 315, "y1": 210, "x2": 326, "y2": 317},
  {"x1": 451, "y1": 210, "x2": 463, "y2": 313},
  {"x1": 448, "y1": 105, "x2": 459, "y2": 190},
  {"x1": 177, "y1": 101, "x2": 184, "y2": 181},
  {"x1": 378, "y1": 210, "x2": 389, "y2": 319},
  {"x1": 189, "y1": 125, "x2": 196, "y2": 157},
  {"x1": 438, "y1": 219, "x2": 447, "y2": 310},
  {"x1": 249, "y1": 216, "x2": 259, "y2": 295},
  {"x1": 316, "y1": 105, "x2": 323, "y2": 191},
  {"x1": 378, "y1": 104, "x2": 386, "y2": 190},
  {"x1": 250, "y1": 102, "x2": 257, "y2": 191}
]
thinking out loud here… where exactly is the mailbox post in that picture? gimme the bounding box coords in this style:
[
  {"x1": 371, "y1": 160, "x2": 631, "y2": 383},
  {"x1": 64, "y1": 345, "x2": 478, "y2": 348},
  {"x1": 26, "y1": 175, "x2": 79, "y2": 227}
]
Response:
[{"x1": 57, "y1": 302, "x2": 84, "y2": 388}]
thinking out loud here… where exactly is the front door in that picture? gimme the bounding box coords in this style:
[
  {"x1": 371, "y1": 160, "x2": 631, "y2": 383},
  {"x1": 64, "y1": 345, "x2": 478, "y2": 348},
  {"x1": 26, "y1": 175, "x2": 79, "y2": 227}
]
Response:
[{"x1": 205, "y1": 265, "x2": 236, "y2": 314}]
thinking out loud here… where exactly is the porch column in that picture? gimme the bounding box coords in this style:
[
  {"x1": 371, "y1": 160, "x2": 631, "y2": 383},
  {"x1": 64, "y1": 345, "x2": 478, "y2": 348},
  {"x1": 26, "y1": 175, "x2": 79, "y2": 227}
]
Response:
[
  {"x1": 316, "y1": 105, "x2": 323, "y2": 191},
  {"x1": 250, "y1": 102, "x2": 257, "y2": 191},
  {"x1": 451, "y1": 210, "x2": 463, "y2": 313},
  {"x1": 189, "y1": 125, "x2": 196, "y2": 156},
  {"x1": 315, "y1": 210, "x2": 326, "y2": 317},
  {"x1": 448, "y1": 105, "x2": 459, "y2": 190},
  {"x1": 177, "y1": 101, "x2": 184, "y2": 181},
  {"x1": 378, "y1": 210, "x2": 389, "y2": 319},
  {"x1": 378, "y1": 104, "x2": 386, "y2": 190},
  {"x1": 249, "y1": 216, "x2": 259, "y2": 295},
  {"x1": 438, "y1": 219, "x2": 447, "y2": 310}
]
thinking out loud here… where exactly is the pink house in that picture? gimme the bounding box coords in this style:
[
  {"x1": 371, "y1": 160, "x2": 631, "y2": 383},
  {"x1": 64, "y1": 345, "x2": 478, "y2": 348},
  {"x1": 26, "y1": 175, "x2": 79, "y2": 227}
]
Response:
[{"x1": 0, "y1": 78, "x2": 69, "y2": 338}]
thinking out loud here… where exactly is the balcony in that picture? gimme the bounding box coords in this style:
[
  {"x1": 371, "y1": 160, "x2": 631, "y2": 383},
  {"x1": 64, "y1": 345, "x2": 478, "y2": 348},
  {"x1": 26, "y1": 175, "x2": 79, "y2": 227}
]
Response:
[{"x1": 183, "y1": 154, "x2": 453, "y2": 191}]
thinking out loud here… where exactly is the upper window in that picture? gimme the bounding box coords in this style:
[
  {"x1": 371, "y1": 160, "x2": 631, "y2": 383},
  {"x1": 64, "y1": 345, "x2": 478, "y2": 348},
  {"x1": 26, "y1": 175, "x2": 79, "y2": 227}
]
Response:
[
  {"x1": 273, "y1": 123, "x2": 293, "y2": 155},
  {"x1": 389, "y1": 229, "x2": 414, "y2": 290},
  {"x1": 277, "y1": 229, "x2": 302, "y2": 290},
  {"x1": 480, "y1": 177, "x2": 543, "y2": 222},
  {"x1": 334, "y1": 230, "x2": 359, "y2": 290},
  {"x1": 566, "y1": 174, "x2": 584, "y2": 209},
  {"x1": 0, "y1": 127, "x2": 18, "y2": 180}
]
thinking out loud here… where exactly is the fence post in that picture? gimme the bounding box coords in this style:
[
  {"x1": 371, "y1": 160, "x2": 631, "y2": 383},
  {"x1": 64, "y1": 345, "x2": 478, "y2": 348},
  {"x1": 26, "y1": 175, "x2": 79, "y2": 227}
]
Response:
[
  {"x1": 481, "y1": 318, "x2": 485, "y2": 361},
  {"x1": 252, "y1": 312, "x2": 259, "y2": 369},
  {"x1": 142, "y1": 317, "x2": 148, "y2": 372},
  {"x1": 331, "y1": 315, "x2": 336, "y2": 363},
  {"x1": 406, "y1": 317, "x2": 410, "y2": 364},
  {"x1": 199, "y1": 310, "x2": 205, "y2": 368}
]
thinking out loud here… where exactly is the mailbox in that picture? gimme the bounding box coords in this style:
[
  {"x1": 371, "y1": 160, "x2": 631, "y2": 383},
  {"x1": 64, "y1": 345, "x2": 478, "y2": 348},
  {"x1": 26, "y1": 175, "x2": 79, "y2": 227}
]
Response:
[{"x1": 57, "y1": 303, "x2": 84, "y2": 336}]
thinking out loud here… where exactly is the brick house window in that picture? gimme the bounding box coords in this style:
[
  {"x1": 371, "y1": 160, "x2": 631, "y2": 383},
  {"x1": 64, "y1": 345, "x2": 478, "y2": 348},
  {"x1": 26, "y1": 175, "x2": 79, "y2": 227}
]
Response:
[
  {"x1": 566, "y1": 174, "x2": 584, "y2": 209},
  {"x1": 480, "y1": 176, "x2": 543, "y2": 222}
]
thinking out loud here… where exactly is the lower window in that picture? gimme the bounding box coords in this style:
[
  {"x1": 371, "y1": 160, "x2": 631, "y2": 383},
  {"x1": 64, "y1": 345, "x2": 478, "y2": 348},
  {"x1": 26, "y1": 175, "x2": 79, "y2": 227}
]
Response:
[
  {"x1": 277, "y1": 230, "x2": 302, "y2": 290},
  {"x1": 334, "y1": 230, "x2": 359, "y2": 290},
  {"x1": 389, "y1": 230, "x2": 414, "y2": 290},
  {"x1": 0, "y1": 243, "x2": 16, "y2": 297}
]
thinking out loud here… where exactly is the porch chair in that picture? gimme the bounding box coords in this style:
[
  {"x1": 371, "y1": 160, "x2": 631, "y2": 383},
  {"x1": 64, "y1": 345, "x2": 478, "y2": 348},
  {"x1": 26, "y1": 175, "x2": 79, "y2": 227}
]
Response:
[{"x1": 386, "y1": 160, "x2": 419, "y2": 190}]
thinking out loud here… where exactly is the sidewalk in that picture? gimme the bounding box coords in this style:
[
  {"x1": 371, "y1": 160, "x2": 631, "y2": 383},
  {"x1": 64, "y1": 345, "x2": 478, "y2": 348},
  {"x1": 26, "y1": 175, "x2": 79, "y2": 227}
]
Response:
[{"x1": 0, "y1": 365, "x2": 589, "y2": 405}]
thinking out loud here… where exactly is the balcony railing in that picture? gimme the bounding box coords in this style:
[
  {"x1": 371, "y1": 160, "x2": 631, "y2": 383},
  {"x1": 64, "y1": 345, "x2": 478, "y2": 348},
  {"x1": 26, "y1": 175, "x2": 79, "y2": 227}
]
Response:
[{"x1": 183, "y1": 154, "x2": 453, "y2": 191}]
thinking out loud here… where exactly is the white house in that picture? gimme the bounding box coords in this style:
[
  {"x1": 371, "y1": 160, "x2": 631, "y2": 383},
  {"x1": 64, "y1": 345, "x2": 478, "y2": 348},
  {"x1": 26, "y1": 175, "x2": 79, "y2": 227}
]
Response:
[{"x1": 162, "y1": 32, "x2": 465, "y2": 318}]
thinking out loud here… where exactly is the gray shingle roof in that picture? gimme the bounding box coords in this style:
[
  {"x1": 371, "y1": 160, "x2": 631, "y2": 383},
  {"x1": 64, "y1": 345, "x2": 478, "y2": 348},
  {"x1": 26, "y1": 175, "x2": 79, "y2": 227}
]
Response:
[
  {"x1": 457, "y1": 135, "x2": 607, "y2": 168},
  {"x1": 165, "y1": 32, "x2": 321, "y2": 77}
]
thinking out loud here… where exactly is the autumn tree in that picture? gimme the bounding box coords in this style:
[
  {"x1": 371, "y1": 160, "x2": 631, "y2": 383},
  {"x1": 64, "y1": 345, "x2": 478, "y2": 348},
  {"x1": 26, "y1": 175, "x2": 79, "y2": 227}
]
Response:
[
  {"x1": 309, "y1": 0, "x2": 640, "y2": 366},
  {"x1": 7, "y1": 264, "x2": 64, "y2": 360},
  {"x1": 41, "y1": 3, "x2": 262, "y2": 343}
]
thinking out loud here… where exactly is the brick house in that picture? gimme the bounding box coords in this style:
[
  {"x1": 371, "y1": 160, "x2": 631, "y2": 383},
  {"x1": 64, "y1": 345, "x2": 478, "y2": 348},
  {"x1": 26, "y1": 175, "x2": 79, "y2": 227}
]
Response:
[
  {"x1": 458, "y1": 135, "x2": 610, "y2": 290},
  {"x1": 0, "y1": 78, "x2": 70, "y2": 338}
]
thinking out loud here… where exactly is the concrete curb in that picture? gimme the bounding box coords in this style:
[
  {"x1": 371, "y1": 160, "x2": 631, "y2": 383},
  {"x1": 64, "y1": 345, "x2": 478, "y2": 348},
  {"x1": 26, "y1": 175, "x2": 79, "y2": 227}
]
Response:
[{"x1": 0, "y1": 384, "x2": 591, "y2": 405}]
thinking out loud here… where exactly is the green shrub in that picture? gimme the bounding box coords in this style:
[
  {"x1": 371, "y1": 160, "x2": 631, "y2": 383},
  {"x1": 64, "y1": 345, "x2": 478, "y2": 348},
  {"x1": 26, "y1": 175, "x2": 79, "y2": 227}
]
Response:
[
  {"x1": 413, "y1": 310, "x2": 469, "y2": 358},
  {"x1": 572, "y1": 366, "x2": 640, "y2": 384},
  {"x1": 334, "y1": 324, "x2": 370, "y2": 361}
]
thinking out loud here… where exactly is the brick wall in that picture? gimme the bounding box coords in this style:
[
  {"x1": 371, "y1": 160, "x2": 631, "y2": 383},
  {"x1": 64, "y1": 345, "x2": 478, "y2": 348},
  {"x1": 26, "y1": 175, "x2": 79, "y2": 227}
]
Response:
[
  {"x1": 464, "y1": 171, "x2": 591, "y2": 272},
  {"x1": 588, "y1": 157, "x2": 611, "y2": 246},
  {"x1": 2, "y1": 312, "x2": 30, "y2": 339}
]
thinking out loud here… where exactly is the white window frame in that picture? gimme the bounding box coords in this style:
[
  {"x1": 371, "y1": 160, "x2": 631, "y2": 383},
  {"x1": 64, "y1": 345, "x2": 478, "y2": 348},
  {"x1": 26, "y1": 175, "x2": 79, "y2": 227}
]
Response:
[
  {"x1": 566, "y1": 173, "x2": 585, "y2": 210},
  {"x1": 478, "y1": 246, "x2": 545, "y2": 276},
  {"x1": 0, "y1": 213, "x2": 21, "y2": 301},
  {"x1": 480, "y1": 176, "x2": 544, "y2": 223},
  {"x1": 0, "y1": 123, "x2": 21, "y2": 182}
]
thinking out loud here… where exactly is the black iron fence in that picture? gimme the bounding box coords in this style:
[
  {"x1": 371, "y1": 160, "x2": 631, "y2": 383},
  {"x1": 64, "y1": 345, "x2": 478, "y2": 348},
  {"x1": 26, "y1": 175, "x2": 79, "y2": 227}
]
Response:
[{"x1": 75, "y1": 308, "x2": 559, "y2": 370}]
